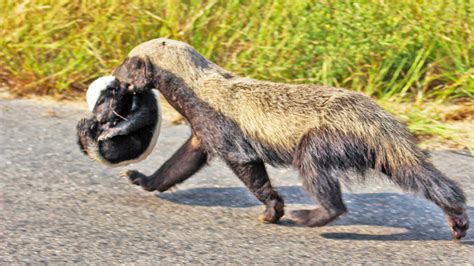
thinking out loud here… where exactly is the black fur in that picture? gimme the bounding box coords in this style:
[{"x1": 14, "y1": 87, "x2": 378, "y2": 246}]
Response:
[
  {"x1": 97, "y1": 90, "x2": 158, "y2": 141},
  {"x1": 77, "y1": 87, "x2": 158, "y2": 164},
  {"x1": 127, "y1": 134, "x2": 208, "y2": 192},
  {"x1": 116, "y1": 63, "x2": 290, "y2": 221},
  {"x1": 226, "y1": 160, "x2": 285, "y2": 223},
  {"x1": 112, "y1": 56, "x2": 155, "y2": 93}
]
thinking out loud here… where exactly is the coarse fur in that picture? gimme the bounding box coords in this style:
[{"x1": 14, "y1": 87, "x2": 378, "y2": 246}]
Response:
[{"x1": 110, "y1": 38, "x2": 468, "y2": 239}]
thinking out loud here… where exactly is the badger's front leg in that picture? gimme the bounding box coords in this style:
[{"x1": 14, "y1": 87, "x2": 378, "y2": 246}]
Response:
[
  {"x1": 226, "y1": 161, "x2": 285, "y2": 223},
  {"x1": 122, "y1": 135, "x2": 207, "y2": 191}
]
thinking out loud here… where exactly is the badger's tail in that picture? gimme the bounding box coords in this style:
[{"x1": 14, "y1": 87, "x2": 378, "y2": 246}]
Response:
[
  {"x1": 319, "y1": 93, "x2": 469, "y2": 239},
  {"x1": 386, "y1": 158, "x2": 465, "y2": 212},
  {"x1": 363, "y1": 115, "x2": 470, "y2": 239},
  {"x1": 381, "y1": 154, "x2": 469, "y2": 239}
]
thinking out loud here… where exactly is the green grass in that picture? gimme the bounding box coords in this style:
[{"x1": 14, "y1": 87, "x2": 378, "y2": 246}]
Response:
[{"x1": 0, "y1": 0, "x2": 473, "y2": 148}]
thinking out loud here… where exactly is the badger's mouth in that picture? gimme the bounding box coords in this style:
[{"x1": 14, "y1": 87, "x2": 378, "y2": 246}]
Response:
[{"x1": 77, "y1": 90, "x2": 161, "y2": 167}]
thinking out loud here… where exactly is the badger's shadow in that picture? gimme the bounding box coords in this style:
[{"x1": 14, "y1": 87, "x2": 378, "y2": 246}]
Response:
[{"x1": 157, "y1": 186, "x2": 473, "y2": 242}]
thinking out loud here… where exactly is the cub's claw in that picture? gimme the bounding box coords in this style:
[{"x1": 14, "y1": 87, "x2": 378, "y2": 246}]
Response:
[
  {"x1": 98, "y1": 128, "x2": 121, "y2": 141},
  {"x1": 120, "y1": 170, "x2": 156, "y2": 191}
]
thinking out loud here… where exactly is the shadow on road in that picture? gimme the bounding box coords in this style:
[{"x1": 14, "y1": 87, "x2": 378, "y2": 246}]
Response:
[{"x1": 157, "y1": 186, "x2": 473, "y2": 241}]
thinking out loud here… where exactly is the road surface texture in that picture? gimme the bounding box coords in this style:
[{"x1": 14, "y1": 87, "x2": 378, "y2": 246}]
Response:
[{"x1": 1, "y1": 99, "x2": 473, "y2": 263}]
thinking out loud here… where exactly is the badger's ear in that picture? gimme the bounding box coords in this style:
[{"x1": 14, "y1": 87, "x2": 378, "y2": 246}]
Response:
[{"x1": 112, "y1": 56, "x2": 154, "y2": 92}]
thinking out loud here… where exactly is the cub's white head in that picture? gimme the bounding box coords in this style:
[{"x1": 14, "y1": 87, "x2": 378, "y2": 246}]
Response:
[{"x1": 86, "y1": 75, "x2": 116, "y2": 111}]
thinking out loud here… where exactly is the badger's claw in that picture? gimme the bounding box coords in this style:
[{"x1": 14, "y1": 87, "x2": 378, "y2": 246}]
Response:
[
  {"x1": 120, "y1": 170, "x2": 157, "y2": 192},
  {"x1": 445, "y1": 209, "x2": 469, "y2": 240},
  {"x1": 119, "y1": 170, "x2": 131, "y2": 177}
]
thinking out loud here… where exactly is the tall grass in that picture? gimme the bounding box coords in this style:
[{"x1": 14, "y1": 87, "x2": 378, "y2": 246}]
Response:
[
  {"x1": 1, "y1": 0, "x2": 472, "y2": 99},
  {"x1": 0, "y1": 0, "x2": 473, "y2": 148}
]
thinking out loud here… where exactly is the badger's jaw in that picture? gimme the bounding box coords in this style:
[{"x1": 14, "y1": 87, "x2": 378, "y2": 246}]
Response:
[{"x1": 86, "y1": 75, "x2": 116, "y2": 112}]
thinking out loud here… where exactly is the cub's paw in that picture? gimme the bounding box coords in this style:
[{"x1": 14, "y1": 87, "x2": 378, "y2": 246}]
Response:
[
  {"x1": 120, "y1": 170, "x2": 156, "y2": 192},
  {"x1": 98, "y1": 128, "x2": 121, "y2": 141}
]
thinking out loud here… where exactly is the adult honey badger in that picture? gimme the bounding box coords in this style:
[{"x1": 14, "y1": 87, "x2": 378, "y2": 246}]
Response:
[{"x1": 108, "y1": 38, "x2": 468, "y2": 239}]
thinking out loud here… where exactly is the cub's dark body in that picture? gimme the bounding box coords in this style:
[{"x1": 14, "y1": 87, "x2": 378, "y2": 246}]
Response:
[{"x1": 77, "y1": 89, "x2": 158, "y2": 165}]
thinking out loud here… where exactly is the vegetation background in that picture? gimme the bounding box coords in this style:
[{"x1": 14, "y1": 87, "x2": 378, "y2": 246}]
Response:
[{"x1": 1, "y1": 0, "x2": 473, "y2": 150}]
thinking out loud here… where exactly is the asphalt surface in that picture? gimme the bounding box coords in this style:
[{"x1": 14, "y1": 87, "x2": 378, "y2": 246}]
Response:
[{"x1": 1, "y1": 98, "x2": 473, "y2": 263}]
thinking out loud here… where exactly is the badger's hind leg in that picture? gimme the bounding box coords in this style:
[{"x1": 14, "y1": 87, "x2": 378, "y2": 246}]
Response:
[
  {"x1": 290, "y1": 130, "x2": 354, "y2": 227},
  {"x1": 290, "y1": 169, "x2": 347, "y2": 227}
]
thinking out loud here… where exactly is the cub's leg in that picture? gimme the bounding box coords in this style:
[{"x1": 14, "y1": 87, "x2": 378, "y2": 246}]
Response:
[
  {"x1": 99, "y1": 95, "x2": 155, "y2": 141},
  {"x1": 123, "y1": 134, "x2": 207, "y2": 192},
  {"x1": 226, "y1": 161, "x2": 284, "y2": 223}
]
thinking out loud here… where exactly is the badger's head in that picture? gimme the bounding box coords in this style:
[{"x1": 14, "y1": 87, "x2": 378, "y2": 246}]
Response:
[
  {"x1": 112, "y1": 56, "x2": 155, "y2": 93},
  {"x1": 111, "y1": 38, "x2": 232, "y2": 93}
]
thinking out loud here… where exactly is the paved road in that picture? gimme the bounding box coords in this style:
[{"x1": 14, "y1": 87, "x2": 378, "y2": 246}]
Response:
[{"x1": 1, "y1": 99, "x2": 473, "y2": 263}]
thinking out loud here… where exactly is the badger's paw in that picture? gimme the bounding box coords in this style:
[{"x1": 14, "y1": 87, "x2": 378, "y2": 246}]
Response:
[
  {"x1": 258, "y1": 199, "x2": 285, "y2": 224},
  {"x1": 290, "y1": 207, "x2": 345, "y2": 227},
  {"x1": 120, "y1": 170, "x2": 157, "y2": 192},
  {"x1": 445, "y1": 210, "x2": 469, "y2": 240}
]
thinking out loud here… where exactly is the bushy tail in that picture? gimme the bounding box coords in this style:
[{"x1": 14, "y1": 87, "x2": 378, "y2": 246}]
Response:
[
  {"x1": 385, "y1": 158, "x2": 469, "y2": 239},
  {"x1": 388, "y1": 160, "x2": 466, "y2": 211},
  {"x1": 335, "y1": 105, "x2": 469, "y2": 238},
  {"x1": 304, "y1": 92, "x2": 469, "y2": 238}
]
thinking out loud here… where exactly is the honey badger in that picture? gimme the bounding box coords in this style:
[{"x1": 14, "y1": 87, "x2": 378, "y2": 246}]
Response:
[
  {"x1": 109, "y1": 38, "x2": 468, "y2": 239},
  {"x1": 77, "y1": 76, "x2": 161, "y2": 166}
]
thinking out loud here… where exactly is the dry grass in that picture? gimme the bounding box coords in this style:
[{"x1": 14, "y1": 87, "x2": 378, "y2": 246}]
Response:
[
  {"x1": 380, "y1": 100, "x2": 474, "y2": 152},
  {"x1": 1, "y1": 1, "x2": 472, "y2": 99}
]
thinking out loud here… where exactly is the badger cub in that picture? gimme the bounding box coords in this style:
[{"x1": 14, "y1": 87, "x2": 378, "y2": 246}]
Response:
[
  {"x1": 95, "y1": 39, "x2": 469, "y2": 239},
  {"x1": 77, "y1": 76, "x2": 161, "y2": 166}
]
